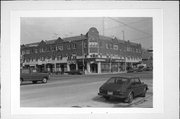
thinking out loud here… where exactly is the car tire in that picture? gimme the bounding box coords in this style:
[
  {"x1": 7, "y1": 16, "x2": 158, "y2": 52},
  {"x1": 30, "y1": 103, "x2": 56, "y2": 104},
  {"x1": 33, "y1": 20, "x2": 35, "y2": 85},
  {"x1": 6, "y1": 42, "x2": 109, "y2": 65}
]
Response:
[
  {"x1": 124, "y1": 92, "x2": 134, "y2": 103},
  {"x1": 32, "y1": 81, "x2": 38, "y2": 84},
  {"x1": 103, "y1": 96, "x2": 110, "y2": 100},
  {"x1": 141, "y1": 88, "x2": 147, "y2": 97},
  {"x1": 42, "y1": 77, "x2": 47, "y2": 83}
]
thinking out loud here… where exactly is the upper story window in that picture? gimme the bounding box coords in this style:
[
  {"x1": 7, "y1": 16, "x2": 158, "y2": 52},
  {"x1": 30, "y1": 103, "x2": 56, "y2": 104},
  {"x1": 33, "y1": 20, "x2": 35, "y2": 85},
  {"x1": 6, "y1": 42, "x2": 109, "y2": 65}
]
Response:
[
  {"x1": 34, "y1": 49, "x2": 38, "y2": 53},
  {"x1": 39, "y1": 48, "x2": 44, "y2": 53},
  {"x1": 51, "y1": 46, "x2": 56, "y2": 51},
  {"x1": 25, "y1": 59, "x2": 30, "y2": 62},
  {"x1": 113, "y1": 45, "x2": 118, "y2": 50},
  {"x1": 46, "y1": 47, "x2": 50, "y2": 52},
  {"x1": 127, "y1": 47, "x2": 131, "y2": 52},
  {"x1": 72, "y1": 43, "x2": 76, "y2": 49},
  {"x1": 21, "y1": 51, "x2": 25, "y2": 55},
  {"x1": 40, "y1": 57, "x2": 45, "y2": 61},
  {"x1": 67, "y1": 44, "x2": 71, "y2": 50},
  {"x1": 89, "y1": 42, "x2": 98, "y2": 48},
  {"x1": 136, "y1": 48, "x2": 141, "y2": 53},
  {"x1": 84, "y1": 42, "x2": 87, "y2": 48},
  {"x1": 106, "y1": 44, "x2": 109, "y2": 49},
  {"x1": 57, "y1": 45, "x2": 63, "y2": 51},
  {"x1": 25, "y1": 50, "x2": 30, "y2": 54},
  {"x1": 57, "y1": 55, "x2": 62, "y2": 60},
  {"x1": 109, "y1": 44, "x2": 113, "y2": 49}
]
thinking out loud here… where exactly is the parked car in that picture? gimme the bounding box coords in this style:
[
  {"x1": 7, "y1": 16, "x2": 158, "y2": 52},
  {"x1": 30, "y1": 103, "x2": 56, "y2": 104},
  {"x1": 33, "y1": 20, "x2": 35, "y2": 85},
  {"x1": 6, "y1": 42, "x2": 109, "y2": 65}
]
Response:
[
  {"x1": 127, "y1": 67, "x2": 139, "y2": 73},
  {"x1": 136, "y1": 67, "x2": 144, "y2": 72},
  {"x1": 64, "y1": 70, "x2": 83, "y2": 75},
  {"x1": 20, "y1": 69, "x2": 50, "y2": 85},
  {"x1": 143, "y1": 67, "x2": 153, "y2": 71},
  {"x1": 127, "y1": 68, "x2": 135, "y2": 73},
  {"x1": 98, "y1": 76, "x2": 148, "y2": 103}
]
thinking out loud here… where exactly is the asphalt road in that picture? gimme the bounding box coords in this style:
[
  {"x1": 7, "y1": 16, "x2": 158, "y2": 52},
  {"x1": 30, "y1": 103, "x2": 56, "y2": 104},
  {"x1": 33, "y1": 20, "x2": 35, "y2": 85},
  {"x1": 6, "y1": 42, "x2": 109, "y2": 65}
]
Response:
[{"x1": 20, "y1": 71, "x2": 153, "y2": 108}]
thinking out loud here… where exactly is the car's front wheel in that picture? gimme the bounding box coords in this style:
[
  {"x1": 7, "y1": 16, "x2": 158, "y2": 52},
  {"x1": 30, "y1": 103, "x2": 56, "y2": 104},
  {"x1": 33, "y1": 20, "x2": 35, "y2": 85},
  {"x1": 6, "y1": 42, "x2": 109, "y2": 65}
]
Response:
[
  {"x1": 124, "y1": 92, "x2": 134, "y2": 103},
  {"x1": 42, "y1": 77, "x2": 47, "y2": 83}
]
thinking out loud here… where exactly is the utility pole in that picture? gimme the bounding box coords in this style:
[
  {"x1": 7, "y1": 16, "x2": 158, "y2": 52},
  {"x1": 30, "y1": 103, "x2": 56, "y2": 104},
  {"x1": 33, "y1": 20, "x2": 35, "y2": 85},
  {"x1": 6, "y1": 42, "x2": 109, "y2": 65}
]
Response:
[{"x1": 122, "y1": 30, "x2": 126, "y2": 72}]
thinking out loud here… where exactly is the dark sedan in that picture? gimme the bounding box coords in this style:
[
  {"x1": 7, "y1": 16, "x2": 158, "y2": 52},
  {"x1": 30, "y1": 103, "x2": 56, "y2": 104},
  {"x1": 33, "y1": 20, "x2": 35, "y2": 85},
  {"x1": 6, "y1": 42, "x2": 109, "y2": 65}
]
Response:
[
  {"x1": 64, "y1": 70, "x2": 83, "y2": 75},
  {"x1": 98, "y1": 76, "x2": 148, "y2": 103}
]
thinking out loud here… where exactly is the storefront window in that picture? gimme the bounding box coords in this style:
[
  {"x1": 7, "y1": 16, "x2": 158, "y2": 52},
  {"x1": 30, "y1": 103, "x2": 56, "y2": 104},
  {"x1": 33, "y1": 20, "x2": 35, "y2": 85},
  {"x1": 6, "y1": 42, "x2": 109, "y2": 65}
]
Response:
[
  {"x1": 101, "y1": 62, "x2": 110, "y2": 73},
  {"x1": 111, "y1": 63, "x2": 118, "y2": 72}
]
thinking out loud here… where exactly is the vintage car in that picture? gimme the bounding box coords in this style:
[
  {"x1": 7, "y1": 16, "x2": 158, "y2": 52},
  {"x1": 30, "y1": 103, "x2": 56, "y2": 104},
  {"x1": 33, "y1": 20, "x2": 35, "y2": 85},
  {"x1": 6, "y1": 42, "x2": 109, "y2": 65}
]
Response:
[
  {"x1": 127, "y1": 67, "x2": 136, "y2": 73},
  {"x1": 64, "y1": 70, "x2": 83, "y2": 75},
  {"x1": 98, "y1": 76, "x2": 148, "y2": 103},
  {"x1": 20, "y1": 69, "x2": 50, "y2": 85}
]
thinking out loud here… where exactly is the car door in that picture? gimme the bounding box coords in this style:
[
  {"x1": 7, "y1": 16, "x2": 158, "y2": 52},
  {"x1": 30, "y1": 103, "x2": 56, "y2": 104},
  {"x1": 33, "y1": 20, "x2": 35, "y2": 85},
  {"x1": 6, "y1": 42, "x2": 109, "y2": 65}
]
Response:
[
  {"x1": 30, "y1": 73, "x2": 40, "y2": 81},
  {"x1": 137, "y1": 78, "x2": 146, "y2": 94},
  {"x1": 134, "y1": 78, "x2": 144, "y2": 96}
]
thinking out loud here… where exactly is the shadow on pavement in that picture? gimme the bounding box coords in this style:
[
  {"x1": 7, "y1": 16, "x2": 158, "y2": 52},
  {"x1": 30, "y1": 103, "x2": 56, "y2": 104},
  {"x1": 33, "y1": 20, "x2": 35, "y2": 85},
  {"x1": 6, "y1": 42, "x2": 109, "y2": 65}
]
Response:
[
  {"x1": 92, "y1": 95, "x2": 127, "y2": 104},
  {"x1": 92, "y1": 95, "x2": 151, "y2": 107},
  {"x1": 20, "y1": 82, "x2": 44, "y2": 86}
]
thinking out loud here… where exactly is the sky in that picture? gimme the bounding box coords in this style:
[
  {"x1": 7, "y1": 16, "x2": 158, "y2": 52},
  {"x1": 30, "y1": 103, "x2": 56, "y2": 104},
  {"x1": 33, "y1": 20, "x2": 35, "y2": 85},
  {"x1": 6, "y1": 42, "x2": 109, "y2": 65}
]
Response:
[{"x1": 21, "y1": 17, "x2": 152, "y2": 49}]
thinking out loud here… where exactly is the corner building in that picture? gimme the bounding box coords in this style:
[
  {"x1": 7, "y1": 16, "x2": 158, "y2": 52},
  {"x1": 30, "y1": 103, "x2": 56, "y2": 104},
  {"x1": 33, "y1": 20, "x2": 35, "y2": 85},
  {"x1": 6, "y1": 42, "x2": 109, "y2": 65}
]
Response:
[{"x1": 21, "y1": 27, "x2": 142, "y2": 74}]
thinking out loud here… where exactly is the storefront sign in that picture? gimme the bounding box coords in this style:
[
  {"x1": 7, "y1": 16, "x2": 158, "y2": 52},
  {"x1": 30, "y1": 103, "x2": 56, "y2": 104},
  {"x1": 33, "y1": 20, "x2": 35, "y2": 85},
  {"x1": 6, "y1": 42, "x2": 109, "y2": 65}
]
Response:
[
  {"x1": 96, "y1": 59, "x2": 106, "y2": 62},
  {"x1": 67, "y1": 60, "x2": 76, "y2": 64},
  {"x1": 111, "y1": 59, "x2": 125, "y2": 62}
]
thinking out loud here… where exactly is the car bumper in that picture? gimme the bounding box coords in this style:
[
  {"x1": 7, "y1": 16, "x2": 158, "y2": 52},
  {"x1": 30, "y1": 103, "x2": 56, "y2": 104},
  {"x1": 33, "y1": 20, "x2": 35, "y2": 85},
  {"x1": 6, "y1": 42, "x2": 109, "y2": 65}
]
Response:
[{"x1": 98, "y1": 93, "x2": 127, "y2": 99}]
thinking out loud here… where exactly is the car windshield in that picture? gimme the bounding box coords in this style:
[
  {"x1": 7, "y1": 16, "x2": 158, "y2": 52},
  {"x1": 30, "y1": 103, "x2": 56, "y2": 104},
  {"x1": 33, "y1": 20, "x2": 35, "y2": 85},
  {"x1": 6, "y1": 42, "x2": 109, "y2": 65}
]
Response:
[{"x1": 106, "y1": 77, "x2": 129, "y2": 84}]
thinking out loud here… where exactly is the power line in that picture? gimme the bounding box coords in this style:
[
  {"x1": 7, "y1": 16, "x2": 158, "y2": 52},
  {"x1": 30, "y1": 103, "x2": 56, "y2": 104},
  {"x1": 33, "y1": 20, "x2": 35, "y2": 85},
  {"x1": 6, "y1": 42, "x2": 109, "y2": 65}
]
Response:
[{"x1": 108, "y1": 17, "x2": 152, "y2": 37}]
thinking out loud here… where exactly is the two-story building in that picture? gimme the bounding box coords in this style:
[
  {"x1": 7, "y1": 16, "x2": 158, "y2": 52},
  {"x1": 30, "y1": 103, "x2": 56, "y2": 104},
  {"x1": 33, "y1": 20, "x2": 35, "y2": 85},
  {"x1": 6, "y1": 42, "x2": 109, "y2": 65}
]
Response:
[{"x1": 21, "y1": 27, "x2": 142, "y2": 74}]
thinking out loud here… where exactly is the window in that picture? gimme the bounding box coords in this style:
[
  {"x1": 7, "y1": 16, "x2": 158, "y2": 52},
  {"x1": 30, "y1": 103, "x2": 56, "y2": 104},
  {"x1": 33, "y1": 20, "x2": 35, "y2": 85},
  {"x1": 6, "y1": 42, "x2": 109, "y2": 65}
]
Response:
[
  {"x1": 51, "y1": 46, "x2": 56, "y2": 51},
  {"x1": 127, "y1": 47, "x2": 129, "y2": 51},
  {"x1": 52, "y1": 56, "x2": 55, "y2": 60},
  {"x1": 106, "y1": 44, "x2": 109, "y2": 49},
  {"x1": 34, "y1": 49, "x2": 38, "y2": 53},
  {"x1": 84, "y1": 42, "x2": 87, "y2": 48},
  {"x1": 113, "y1": 45, "x2": 118, "y2": 50},
  {"x1": 57, "y1": 45, "x2": 63, "y2": 51},
  {"x1": 109, "y1": 44, "x2": 113, "y2": 49},
  {"x1": 57, "y1": 55, "x2": 62, "y2": 60},
  {"x1": 72, "y1": 44, "x2": 76, "y2": 49},
  {"x1": 46, "y1": 47, "x2": 50, "y2": 52},
  {"x1": 67, "y1": 44, "x2": 71, "y2": 50},
  {"x1": 25, "y1": 50, "x2": 30, "y2": 54},
  {"x1": 89, "y1": 42, "x2": 98, "y2": 47},
  {"x1": 39, "y1": 48, "x2": 44, "y2": 53}
]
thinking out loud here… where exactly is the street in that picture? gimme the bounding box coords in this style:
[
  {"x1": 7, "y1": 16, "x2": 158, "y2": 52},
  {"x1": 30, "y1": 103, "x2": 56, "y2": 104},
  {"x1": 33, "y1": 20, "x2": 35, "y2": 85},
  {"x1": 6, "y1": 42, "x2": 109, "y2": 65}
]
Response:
[{"x1": 20, "y1": 71, "x2": 153, "y2": 108}]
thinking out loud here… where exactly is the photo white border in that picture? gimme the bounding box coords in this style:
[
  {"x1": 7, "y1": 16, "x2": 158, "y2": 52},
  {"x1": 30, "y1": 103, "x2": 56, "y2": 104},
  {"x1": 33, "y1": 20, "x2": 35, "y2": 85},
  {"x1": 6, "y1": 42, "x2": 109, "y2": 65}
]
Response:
[
  {"x1": 11, "y1": 9, "x2": 163, "y2": 114},
  {"x1": 1, "y1": 1, "x2": 179, "y2": 119}
]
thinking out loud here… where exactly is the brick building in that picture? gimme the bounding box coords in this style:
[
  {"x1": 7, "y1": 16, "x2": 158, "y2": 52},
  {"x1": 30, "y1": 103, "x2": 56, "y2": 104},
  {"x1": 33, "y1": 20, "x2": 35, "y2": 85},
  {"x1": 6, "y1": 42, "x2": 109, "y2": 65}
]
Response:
[{"x1": 21, "y1": 27, "x2": 142, "y2": 74}]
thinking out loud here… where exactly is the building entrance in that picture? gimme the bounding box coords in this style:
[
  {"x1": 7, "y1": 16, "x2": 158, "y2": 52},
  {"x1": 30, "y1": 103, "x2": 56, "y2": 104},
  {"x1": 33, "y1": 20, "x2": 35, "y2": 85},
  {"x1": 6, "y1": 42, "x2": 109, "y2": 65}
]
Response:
[
  {"x1": 90, "y1": 63, "x2": 98, "y2": 73},
  {"x1": 70, "y1": 64, "x2": 76, "y2": 71},
  {"x1": 46, "y1": 63, "x2": 54, "y2": 73}
]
